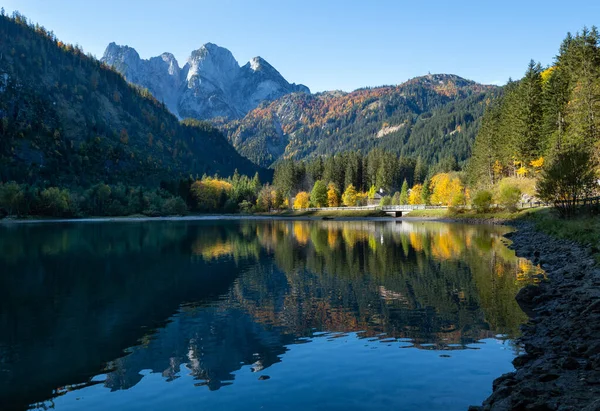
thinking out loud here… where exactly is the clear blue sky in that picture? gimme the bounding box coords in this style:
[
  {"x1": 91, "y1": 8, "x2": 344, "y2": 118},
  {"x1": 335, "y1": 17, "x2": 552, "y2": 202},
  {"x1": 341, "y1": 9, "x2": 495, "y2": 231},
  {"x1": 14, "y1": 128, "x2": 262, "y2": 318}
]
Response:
[{"x1": 4, "y1": 0, "x2": 600, "y2": 91}]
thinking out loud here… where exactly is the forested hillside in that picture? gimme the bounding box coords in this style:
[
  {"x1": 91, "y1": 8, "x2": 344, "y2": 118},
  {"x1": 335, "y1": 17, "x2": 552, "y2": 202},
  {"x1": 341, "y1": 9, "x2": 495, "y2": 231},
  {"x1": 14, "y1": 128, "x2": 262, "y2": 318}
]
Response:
[
  {"x1": 218, "y1": 75, "x2": 498, "y2": 168},
  {"x1": 0, "y1": 12, "x2": 266, "y2": 188},
  {"x1": 469, "y1": 28, "x2": 600, "y2": 188}
]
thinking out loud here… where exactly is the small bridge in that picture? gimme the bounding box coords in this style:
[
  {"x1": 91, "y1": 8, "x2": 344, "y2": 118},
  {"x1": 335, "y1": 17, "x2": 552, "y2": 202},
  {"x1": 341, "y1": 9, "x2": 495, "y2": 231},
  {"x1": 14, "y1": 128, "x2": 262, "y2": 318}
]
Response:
[
  {"x1": 298, "y1": 205, "x2": 447, "y2": 217},
  {"x1": 381, "y1": 205, "x2": 447, "y2": 217}
]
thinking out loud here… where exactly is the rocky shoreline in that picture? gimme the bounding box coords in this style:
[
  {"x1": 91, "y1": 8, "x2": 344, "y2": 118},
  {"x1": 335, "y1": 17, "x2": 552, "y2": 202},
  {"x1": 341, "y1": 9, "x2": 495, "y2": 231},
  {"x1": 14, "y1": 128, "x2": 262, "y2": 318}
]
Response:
[{"x1": 470, "y1": 220, "x2": 600, "y2": 411}]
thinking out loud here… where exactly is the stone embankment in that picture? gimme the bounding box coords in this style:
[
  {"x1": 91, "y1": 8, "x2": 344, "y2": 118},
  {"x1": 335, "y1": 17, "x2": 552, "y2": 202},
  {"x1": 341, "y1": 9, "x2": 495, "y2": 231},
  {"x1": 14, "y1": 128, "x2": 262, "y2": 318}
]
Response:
[{"x1": 470, "y1": 221, "x2": 600, "y2": 411}]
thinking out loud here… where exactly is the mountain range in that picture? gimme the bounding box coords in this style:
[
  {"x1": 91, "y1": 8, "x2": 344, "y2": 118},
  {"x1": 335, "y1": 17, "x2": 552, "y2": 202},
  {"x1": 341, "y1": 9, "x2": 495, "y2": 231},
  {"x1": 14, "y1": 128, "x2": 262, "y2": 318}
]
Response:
[
  {"x1": 103, "y1": 42, "x2": 498, "y2": 168},
  {"x1": 101, "y1": 42, "x2": 309, "y2": 120},
  {"x1": 218, "y1": 75, "x2": 499, "y2": 167},
  {"x1": 0, "y1": 11, "x2": 499, "y2": 191}
]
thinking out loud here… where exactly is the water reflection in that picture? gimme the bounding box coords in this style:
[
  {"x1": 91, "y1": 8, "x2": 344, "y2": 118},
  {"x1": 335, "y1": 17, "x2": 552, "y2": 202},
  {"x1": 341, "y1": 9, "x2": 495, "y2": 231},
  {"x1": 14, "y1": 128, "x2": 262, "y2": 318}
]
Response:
[{"x1": 0, "y1": 219, "x2": 542, "y2": 410}]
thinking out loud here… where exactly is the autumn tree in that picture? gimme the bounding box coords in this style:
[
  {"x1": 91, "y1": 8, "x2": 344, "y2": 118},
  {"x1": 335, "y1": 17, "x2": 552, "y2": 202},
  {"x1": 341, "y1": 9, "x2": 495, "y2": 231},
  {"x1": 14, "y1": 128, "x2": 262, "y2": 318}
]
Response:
[
  {"x1": 293, "y1": 191, "x2": 310, "y2": 209},
  {"x1": 408, "y1": 184, "x2": 423, "y2": 205},
  {"x1": 342, "y1": 184, "x2": 358, "y2": 206},
  {"x1": 191, "y1": 177, "x2": 233, "y2": 211},
  {"x1": 257, "y1": 184, "x2": 276, "y2": 211},
  {"x1": 429, "y1": 173, "x2": 464, "y2": 206},
  {"x1": 327, "y1": 183, "x2": 340, "y2": 207}
]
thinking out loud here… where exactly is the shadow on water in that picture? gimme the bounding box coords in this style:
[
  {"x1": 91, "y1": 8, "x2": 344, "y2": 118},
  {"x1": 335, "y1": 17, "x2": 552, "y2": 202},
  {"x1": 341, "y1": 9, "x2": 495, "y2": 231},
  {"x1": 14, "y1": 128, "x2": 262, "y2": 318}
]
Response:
[{"x1": 0, "y1": 220, "x2": 544, "y2": 410}]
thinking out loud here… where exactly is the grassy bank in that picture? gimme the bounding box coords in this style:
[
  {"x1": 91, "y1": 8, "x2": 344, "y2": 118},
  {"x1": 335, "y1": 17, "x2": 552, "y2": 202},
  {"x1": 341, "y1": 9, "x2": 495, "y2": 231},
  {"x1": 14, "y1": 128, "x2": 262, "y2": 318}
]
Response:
[{"x1": 526, "y1": 209, "x2": 600, "y2": 252}]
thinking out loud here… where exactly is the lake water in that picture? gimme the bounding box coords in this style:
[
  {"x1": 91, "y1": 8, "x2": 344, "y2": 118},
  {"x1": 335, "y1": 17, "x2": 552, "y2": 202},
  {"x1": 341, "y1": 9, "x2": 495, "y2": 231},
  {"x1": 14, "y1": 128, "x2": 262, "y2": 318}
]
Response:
[{"x1": 0, "y1": 219, "x2": 542, "y2": 411}]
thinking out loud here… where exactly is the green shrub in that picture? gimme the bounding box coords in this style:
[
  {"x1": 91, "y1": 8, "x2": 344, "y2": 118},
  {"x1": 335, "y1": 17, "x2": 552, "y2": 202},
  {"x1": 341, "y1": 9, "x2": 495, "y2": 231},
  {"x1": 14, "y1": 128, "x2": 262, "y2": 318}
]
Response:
[
  {"x1": 472, "y1": 190, "x2": 493, "y2": 213},
  {"x1": 451, "y1": 192, "x2": 466, "y2": 207},
  {"x1": 223, "y1": 198, "x2": 238, "y2": 213},
  {"x1": 239, "y1": 200, "x2": 254, "y2": 213},
  {"x1": 498, "y1": 182, "x2": 522, "y2": 212},
  {"x1": 0, "y1": 181, "x2": 25, "y2": 216},
  {"x1": 41, "y1": 187, "x2": 71, "y2": 217},
  {"x1": 161, "y1": 197, "x2": 188, "y2": 216}
]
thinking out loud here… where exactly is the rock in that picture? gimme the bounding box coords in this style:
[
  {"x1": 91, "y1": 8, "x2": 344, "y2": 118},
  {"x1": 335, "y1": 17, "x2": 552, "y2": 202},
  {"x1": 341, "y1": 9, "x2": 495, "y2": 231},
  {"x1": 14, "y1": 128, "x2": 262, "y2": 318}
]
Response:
[
  {"x1": 493, "y1": 373, "x2": 517, "y2": 389},
  {"x1": 516, "y1": 284, "x2": 543, "y2": 315},
  {"x1": 513, "y1": 355, "x2": 534, "y2": 368},
  {"x1": 538, "y1": 373, "x2": 561, "y2": 383},
  {"x1": 582, "y1": 399, "x2": 600, "y2": 411},
  {"x1": 258, "y1": 375, "x2": 270, "y2": 380},
  {"x1": 582, "y1": 299, "x2": 600, "y2": 315},
  {"x1": 560, "y1": 357, "x2": 580, "y2": 370}
]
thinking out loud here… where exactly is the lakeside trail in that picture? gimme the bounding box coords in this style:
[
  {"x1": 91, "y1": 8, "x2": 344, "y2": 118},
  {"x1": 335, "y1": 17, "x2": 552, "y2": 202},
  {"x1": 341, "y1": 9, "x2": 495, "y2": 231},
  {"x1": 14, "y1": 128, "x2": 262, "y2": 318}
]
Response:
[{"x1": 469, "y1": 220, "x2": 600, "y2": 411}]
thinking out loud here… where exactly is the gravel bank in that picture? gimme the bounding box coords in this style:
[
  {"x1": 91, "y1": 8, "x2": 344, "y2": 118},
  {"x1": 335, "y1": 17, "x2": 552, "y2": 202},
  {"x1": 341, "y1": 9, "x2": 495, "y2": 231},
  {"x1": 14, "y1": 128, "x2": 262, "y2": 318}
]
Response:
[{"x1": 470, "y1": 220, "x2": 600, "y2": 411}]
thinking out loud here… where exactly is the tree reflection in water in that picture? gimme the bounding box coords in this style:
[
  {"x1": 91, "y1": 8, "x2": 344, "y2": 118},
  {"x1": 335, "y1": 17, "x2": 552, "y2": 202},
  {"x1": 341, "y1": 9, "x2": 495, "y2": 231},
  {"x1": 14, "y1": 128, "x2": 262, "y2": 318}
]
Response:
[{"x1": 0, "y1": 220, "x2": 543, "y2": 410}]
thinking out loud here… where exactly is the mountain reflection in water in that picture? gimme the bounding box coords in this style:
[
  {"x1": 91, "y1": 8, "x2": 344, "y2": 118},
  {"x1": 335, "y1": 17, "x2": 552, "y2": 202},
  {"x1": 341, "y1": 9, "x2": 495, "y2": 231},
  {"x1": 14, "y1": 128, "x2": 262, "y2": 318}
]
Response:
[{"x1": 0, "y1": 219, "x2": 543, "y2": 411}]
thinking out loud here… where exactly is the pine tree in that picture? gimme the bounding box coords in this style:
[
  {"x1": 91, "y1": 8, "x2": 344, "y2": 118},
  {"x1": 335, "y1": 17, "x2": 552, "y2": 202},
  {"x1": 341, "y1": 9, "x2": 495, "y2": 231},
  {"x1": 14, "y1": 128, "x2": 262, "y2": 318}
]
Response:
[
  {"x1": 414, "y1": 156, "x2": 427, "y2": 184},
  {"x1": 515, "y1": 60, "x2": 544, "y2": 163},
  {"x1": 399, "y1": 179, "x2": 409, "y2": 205}
]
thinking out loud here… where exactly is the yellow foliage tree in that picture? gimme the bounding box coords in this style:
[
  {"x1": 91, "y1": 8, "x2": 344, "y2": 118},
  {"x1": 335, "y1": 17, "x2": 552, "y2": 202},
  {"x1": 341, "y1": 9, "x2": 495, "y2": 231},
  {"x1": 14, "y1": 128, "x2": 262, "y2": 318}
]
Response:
[
  {"x1": 191, "y1": 178, "x2": 233, "y2": 211},
  {"x1": 327, "y1": 183, "x2": 340, "y2": 207},
  {"x1": 429, "y1": 173, "x2": 464, "y2": 206},
  {"x1": 408, "y1": 184, "x2": 423, "y2": 205},
  {"x1": 293, "y1": 192, "x2": 310, "y2": 209},
  {"x1": 356, "y1": 192, "x2": 368, "y2": 206},
  {"x1": 341, "y1": 184, "x2": 358, "y2": 206}
]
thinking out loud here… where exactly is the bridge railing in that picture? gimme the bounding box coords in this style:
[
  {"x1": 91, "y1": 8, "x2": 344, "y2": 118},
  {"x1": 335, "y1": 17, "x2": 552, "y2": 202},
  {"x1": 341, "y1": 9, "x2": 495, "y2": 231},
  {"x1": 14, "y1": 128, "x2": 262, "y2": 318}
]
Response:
[
  {"x1": 380, "y1": 205, "x2": 447, "y2": 211},
  {"x1": 293, "y1": 205, "x2": 448, "y2": 212}
]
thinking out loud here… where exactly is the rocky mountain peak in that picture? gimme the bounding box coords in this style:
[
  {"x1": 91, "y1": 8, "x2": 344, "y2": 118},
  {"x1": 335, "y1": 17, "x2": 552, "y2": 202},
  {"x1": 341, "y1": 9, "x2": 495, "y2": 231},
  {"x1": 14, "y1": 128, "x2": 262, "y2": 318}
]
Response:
[
  {"x1": 102, "y1": 42, "x2": 309, "y2": 120},
  {"x1": 248, "y1": 56, "x2": 272, "y2": 72}
]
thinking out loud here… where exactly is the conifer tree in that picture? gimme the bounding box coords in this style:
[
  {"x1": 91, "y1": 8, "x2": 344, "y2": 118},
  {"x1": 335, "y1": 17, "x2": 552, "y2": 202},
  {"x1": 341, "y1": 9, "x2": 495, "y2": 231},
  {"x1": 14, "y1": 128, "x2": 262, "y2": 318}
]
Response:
[{"x1": 399, "y1": 180, "x2": 409, "y2": 205}]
